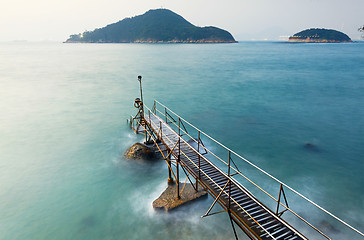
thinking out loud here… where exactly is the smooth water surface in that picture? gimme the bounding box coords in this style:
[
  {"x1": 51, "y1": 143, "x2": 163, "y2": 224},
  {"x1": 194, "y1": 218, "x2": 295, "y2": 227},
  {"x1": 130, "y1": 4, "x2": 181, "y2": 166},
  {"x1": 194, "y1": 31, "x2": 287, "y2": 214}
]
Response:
[{"x1": 0, "y1": 41, "x2": 363, "y2": 239}]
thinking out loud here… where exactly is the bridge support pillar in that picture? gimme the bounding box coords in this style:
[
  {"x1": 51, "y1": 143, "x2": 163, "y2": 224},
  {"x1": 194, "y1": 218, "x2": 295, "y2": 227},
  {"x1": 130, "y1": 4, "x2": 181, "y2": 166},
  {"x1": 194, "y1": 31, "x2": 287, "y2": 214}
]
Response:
[
  {"x1": 176, "y1": 155, "x2": 181, "y2": 199},
  {"x1": 166, "y1": 150, "x2": 174, "y2": 185}
]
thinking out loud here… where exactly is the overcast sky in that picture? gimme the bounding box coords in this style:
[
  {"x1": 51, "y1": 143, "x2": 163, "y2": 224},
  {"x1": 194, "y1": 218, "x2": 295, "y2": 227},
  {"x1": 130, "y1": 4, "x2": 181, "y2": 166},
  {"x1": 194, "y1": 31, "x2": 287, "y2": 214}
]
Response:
[{"x1": 1, "y1": 0, "x2": 363, "y2": 41}]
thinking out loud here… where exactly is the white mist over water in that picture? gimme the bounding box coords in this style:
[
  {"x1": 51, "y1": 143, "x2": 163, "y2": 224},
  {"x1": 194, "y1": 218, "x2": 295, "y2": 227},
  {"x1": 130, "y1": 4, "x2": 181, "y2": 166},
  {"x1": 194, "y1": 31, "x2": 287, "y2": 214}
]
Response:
[{"x1": 0, "y1": 42, "x2": 363, "y2": 239}]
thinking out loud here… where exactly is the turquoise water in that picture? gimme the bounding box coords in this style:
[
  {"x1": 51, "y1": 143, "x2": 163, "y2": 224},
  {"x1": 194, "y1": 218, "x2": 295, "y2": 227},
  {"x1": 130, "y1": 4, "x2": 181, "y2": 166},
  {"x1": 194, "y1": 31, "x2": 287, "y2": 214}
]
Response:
[{"x1": 0, "y1": 42, "x2": 363, "y2": 239}]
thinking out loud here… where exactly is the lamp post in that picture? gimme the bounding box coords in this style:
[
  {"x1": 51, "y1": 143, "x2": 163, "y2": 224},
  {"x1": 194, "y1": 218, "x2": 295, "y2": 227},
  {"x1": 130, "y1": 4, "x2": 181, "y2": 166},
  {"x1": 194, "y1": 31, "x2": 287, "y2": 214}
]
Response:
[
  {"x1": 138, "y1": 76, "x2": 143, "y2": 104},
  {"x1": 137, "y1": 75, "x2": 144, "y2": 117}
]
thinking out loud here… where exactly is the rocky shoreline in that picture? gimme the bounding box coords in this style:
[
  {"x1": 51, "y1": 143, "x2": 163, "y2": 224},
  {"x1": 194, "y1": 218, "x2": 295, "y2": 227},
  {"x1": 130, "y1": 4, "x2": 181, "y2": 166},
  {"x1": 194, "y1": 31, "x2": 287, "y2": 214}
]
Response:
[
  {"x1": 288, "y1": 39, "x2": 351, "y2": 43},
  {"x1": 65, "y1": 39, "x2": 237, "y2": 44}
]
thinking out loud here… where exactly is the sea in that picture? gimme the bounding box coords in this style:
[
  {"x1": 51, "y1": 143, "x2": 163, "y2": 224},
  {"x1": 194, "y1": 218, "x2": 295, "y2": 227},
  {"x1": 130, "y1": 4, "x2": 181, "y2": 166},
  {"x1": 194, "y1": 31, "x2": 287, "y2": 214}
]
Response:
[{"x1": 0, "y1": 41, "x2": 363, "y2": 240}]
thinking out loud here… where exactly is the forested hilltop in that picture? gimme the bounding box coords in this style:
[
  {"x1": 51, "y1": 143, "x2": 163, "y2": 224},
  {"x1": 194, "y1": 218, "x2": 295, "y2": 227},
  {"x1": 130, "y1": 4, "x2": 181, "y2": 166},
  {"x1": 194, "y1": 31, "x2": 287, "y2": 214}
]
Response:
[
  {"x1": 65, "y1": 9, "x2": 236, "y2": 43},
  {"x1": 289, "y1": 28, "x2": 351, "y2": 43}
]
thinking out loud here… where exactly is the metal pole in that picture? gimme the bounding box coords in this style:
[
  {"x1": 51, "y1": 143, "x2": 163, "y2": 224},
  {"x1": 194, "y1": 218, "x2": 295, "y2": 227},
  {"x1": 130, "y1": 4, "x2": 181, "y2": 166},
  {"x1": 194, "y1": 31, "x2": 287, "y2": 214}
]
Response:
[
  {"x1": 276, "y1": 184, "x2": 283, "y2": 215},
  {"x1": 159, "y1": 121, "x2": 162, "y2": 141},
  {"x1": 145, "y1": 124, "x2": 147, "y2": 143},
  {"x1": 177, "y1": 120, "x2": 181, "y2": 199},
  {"x1": 178, "y1": 118, "x2": 181, "y2": 136},
  {"x1": 229, "y1": 151, "x2": 231, "y2": 209},
  {"x1": 228, "y1": 151, "x2": 231, "y2": 176},
  {"x1": 138, "y1": 76, "x2": 143, "y2": 103},
  {"x1": 228, "y1": 210, "x2": 239, "y2": 240},
  {"x1": 196, "y1": 131, "x2": 201, "y2": 191},
  {"x1": 138, "y1": 76, "x2": 144, "y2": 120},
  {"x1": 177, "y1": 139, "x2": 181, "y2": 199},
  {"x1": 167, "y1": 150, "x2": 173, "y2": 185}
]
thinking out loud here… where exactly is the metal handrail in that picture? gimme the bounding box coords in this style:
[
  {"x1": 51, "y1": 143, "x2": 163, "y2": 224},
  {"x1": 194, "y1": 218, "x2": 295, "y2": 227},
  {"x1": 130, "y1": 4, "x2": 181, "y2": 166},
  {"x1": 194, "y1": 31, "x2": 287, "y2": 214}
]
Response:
[
  {"x1": 152, "y1": 100, "x2": 364, "y2": 238},
  {"x1": 150, "y1": 105, "x2": 311, "y2": 239},
  {"x1": 143, "y1": 107, "x2": 277, "y2": 239},
  {"x1": 152, "y1": 106, "x2": 329, "y2": 239}
]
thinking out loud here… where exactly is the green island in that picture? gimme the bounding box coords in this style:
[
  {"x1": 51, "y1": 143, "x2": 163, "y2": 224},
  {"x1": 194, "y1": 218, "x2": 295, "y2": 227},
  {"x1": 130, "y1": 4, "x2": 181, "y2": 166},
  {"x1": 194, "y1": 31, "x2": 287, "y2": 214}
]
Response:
[
  {"x1": 65, "y1": 9, "x2": 237, "y2": 43},
  {"x1": 289, "y1": 28, "x2": 351, "y2": 43}
]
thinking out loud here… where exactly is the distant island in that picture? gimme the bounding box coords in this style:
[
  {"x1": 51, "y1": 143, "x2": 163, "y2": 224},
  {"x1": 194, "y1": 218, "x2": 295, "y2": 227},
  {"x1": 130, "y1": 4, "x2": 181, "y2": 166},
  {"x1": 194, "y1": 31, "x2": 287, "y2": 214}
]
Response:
[
  {"x1": 65, "y1": 9, "x2": 237, "y2": 43},
  {"x1": 289, "y1": 28, "x2": 351, "y2": 43}
]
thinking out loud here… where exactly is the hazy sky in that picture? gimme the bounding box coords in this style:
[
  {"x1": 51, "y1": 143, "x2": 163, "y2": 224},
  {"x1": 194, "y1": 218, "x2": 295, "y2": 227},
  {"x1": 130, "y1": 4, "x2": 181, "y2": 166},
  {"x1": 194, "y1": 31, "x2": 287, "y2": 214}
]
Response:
[{"x1": 1, "y1": 0, "x2": 363, "y2": 41}]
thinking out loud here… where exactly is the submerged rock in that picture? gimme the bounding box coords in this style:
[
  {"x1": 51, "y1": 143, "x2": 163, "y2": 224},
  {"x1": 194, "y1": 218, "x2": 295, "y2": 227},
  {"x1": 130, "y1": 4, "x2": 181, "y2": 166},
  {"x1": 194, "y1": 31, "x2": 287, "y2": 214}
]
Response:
[
  {"x1": 303, "y1": 142, "x2": 321, "y2": 152},
  {"x1": 153, "y1": 183, "x2": 207, "y2": 211}
]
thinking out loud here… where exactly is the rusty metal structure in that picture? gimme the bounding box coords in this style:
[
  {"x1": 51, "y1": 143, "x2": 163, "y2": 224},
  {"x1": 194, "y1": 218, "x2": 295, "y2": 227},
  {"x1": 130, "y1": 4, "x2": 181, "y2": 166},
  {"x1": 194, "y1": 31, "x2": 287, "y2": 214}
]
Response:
[{"x1": 128, "y1": 76, "x2": 364, "y2": 240}]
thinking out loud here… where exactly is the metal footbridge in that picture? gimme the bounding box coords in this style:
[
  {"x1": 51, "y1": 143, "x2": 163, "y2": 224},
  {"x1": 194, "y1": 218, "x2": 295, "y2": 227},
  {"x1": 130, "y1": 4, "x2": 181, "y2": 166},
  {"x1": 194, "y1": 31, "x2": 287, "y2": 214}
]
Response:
[{"x1": 128, "y1": 78, "x2": 363, "y2": 240}]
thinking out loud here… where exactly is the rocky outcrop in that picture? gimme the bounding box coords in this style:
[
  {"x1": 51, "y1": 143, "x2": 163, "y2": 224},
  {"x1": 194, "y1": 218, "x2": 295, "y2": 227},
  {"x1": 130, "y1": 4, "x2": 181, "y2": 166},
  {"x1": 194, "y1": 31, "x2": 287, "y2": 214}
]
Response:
[
  {"x1": 124, "y1": 142, "x2": 165, "y2": 160},
  {"x1": 153, "y1": 183, "x2": 207, "y2": 211},
  {"x1": 124, "y1": 143, "x2": 156, "y2": 160}
]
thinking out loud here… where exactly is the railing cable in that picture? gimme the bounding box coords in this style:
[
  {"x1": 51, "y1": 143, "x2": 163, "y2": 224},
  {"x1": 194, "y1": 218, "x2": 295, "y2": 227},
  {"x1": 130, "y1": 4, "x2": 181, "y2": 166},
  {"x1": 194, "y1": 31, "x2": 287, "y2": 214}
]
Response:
[{"x1": 152, "y1": 100, "x2": 364, "y2": 237}]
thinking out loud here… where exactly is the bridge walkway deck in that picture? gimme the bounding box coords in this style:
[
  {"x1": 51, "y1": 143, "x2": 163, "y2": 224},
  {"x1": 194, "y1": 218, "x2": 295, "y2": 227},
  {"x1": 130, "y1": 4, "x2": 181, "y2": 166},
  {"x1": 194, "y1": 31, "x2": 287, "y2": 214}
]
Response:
[{"x1": 143, "y1": 112, "x2": 306, "y2": 240}]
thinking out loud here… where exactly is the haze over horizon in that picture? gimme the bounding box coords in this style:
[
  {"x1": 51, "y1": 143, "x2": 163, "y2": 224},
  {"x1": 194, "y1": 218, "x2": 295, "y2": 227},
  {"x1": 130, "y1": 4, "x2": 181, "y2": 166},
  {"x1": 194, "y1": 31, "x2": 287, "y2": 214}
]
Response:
[{"x1": 1, "y1": 0, "x2": 363, "y2": 42}]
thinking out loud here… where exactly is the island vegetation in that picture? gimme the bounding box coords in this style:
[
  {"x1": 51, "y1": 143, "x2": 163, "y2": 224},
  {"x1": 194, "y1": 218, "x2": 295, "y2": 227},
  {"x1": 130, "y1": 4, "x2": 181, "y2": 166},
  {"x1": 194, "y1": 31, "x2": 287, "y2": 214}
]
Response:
[
  {"x1": 289, "y1": 28, "x2": 351, "y2": 43},
  {"x1": 65, "y1": 9, "x2": 236, "y2": 43}
]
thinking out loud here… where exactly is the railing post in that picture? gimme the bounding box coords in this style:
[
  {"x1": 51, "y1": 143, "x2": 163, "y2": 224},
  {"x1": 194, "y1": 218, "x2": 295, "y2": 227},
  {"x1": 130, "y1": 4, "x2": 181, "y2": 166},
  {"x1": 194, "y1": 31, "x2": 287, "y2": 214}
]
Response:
[
  {"x1": 178, "y1": 118, "x2": 181, "y2": 136},
  {"x1": 228, "y1": 151, "x2": 231, "y2": 209},
  {"x1": 159, "y1": 121, "x2": 162, "y2": 141},
  {"x1": 228, "y1": 151, "x2": 231, "y2": 176},
  {"x1": 196, "y1": 131, "x2": 201, "y2": 191},
  {"x1": 276, "y1": 184, "x2": 283, "y2": 215},
  {"x1": 165, "y1": 107, "x2": 167, "y2": 123}
]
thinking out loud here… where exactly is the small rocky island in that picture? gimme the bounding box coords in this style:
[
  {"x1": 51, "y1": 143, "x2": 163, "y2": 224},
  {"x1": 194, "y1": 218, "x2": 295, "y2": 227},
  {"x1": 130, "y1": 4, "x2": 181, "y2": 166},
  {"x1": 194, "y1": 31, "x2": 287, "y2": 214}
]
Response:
[
  {"x1": 65, "y1": 9, "x2": 237, "y2": 43},
  {"x1": 289, "y1": 28, "x2": 351, "y2": 43}
]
